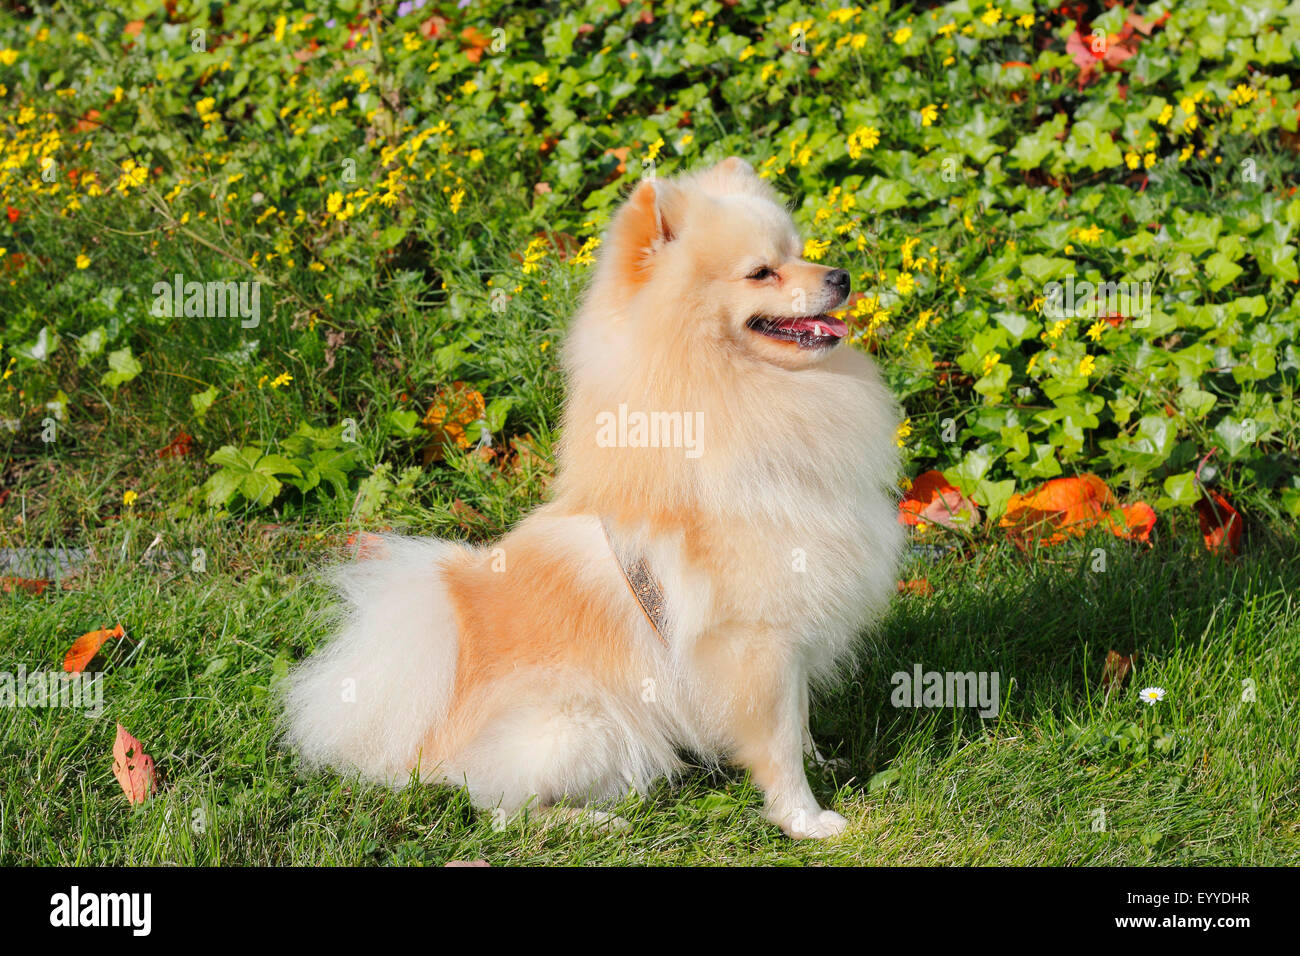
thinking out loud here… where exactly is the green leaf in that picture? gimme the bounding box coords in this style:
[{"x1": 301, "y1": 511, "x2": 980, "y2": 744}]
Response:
[
  {"x1": 100, "y1": 348, "x2": 142, "y2": 388},
  {"x1": 191, "y1": 385, "x2": 218, "y2": 420}
]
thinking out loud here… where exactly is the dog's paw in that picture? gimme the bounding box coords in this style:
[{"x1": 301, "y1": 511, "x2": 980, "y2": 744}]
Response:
[{"x1": 767, "y1": 806, "x2": 849, "y2": 840}]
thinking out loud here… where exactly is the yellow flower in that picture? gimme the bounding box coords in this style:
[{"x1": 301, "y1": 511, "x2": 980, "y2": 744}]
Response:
[
  {"x1": 646, "y1": 137, "x2": 664, "y2": 161},
  {"x1": 1076, "y1": 225, "x2": 1103, "y2": 243},
  {"x1": 1125, "y1": 151, "x2": 1141, "y2": 170},
  {"x1": 1156, "y1": 104, "x2": 1174, "y2": 125},
  {"x1": 1143, "y1": 152, "x2": 1156, "y2": 169},
  {"x1": 901, "y1": 236, "x2": 921, "y2": 267},
  {"x1": 571, "y1": 236, "x2": 601, "y2": 267},
  {"x1": 920, "y1": 104, "x2": 939, "y2": 126},
  {"x1": 1078, "y1": 355, "x2": 1096, "y2": 377},
  {"x1": 981, "y1": 352, "x2": 1001, "y2": 375},
  {"x1": 123, "y1": 490, "x2": 138, "y2": 507},
  {"x1": 1229, "y1": 84, "x2": 1257, "y2": 106},
  {"x1": 460, "y1": 80, "x2": 477, "y2": 95},
  {"x1": 803, "y1": 238, "x2": 831, "y2": 261},
  {"x1": 846, "y1": 125, "x2": 880, "y2": 159},
  {"x1": 270, "y1": 372, "x2": 293, "y2": 388},
  {"x1": 896, "y1": 272, "x2": 915, "y2": 295},
  {"x1": 938, "y1": 22, "x2": 957, "y2": 37},
  {"x1": 892, "y1": 27, "x2": 912, "y2": 44},
  {"x1": 273, "y1": 15, "x2": 286, "y2": 43},
  {"x1": 532, "y1": 71, "x2": 550, "y2": 88},
  {"x1": 75, "y1": 254, "x2": 90, "y2": 269},
  {"x1": 981, "y1": 7, "x2": 1002, "y2": 26},
  {"x1": 1017, "y1": 14, "x2": 1035, "y2": 28},
  {"x1": 894, "y1": 418, "x2": 913, "y2": 448},
  {"x1": 449, "y1": 188, "x2": 465, "y2": 214},
  {"x1": 1086, "y1": 320, "x2": 1106, "y2": 342},
  {"x1": 0, "y1": 49, "x2": 18, "y2": 66},
  {"x1": 326, "y1": 191, "x2": 342, "y2": 214}
]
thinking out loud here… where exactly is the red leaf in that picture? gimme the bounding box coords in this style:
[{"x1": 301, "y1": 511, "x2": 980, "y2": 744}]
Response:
[
  {"x1": 64, "y1": 624, "x2": 125, "y2": 673},
  {"x1": 1194, "y1": 492, "x2": 1242, "y2": 555},
  {"x1": 157, "y1": 430, "x2": 194, "y2": 459},
  {"x1": 5, "y1": 205, "x2": 19, "y2": 224},
  {"x1": 2, "y1": 576, "x2": 50, "y2": 595},
  {"x1": 898, "y1": 470, "x2": 981, "y2": 531},
  {"x1": 112, "y1": 724, "x2": 157, "y2": 804}
]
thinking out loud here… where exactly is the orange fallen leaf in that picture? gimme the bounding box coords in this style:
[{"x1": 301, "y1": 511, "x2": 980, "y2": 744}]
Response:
[
  {"x1": 2, "y1": 576, "x2": 50, "y2": 596},
  {"x1": 898, "y1": 470, "x2": 981, "y2": 531},
  {"x1": 421, "y1": 381, "x2": 485, "y2": 458},
  {"x1": 345, "y1": 531, "x2": 389, "y2": 560},
  {"x1": 896, "y1": 578, "x2": 933, "y2": 596},
  {"x1": 64, "y1": 624, "x2": 125, "y2": 673},
  {"x1": 1000, "y1": 474, "x2": 1155, "y2": 546},
  {"x1": 1111, "y1": 501, "x2": 1157, "y2": 543},
  {"x1": 73, "y1": 108, "x2": 101, "y2": 133},
  {"x1": 123, "y1": 20, "x2": 145, "y2": 38},
  {"x1": 112, "y1": 723, "x2": 157, "y2": 804},
  {"x1": 1194, "y1": 492, "x2": 1242, "y2": 556},
  {"x1": 461, "y1": 26, "x2": 492, "y2": 63}
]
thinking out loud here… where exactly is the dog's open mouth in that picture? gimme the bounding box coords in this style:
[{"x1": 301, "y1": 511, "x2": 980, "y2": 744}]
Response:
[{"x1": 747, "y1": 314, "x2": 849, "y2": 350}]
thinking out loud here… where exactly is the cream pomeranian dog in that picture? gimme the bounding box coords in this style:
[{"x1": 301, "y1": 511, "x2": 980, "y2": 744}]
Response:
[{"x1": 284, "y1": 157, "x2": 902, "y2": 839}]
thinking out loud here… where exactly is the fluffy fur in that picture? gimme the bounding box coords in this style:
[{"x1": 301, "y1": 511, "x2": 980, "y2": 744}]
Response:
[{"x1": 283, "y1": 157, "x2": 903, "y2": 838}]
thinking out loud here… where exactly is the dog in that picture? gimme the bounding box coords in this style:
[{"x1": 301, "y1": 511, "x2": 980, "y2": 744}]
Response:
[{"x1": 283, "y1": 157, "x2": 903, "y2": 839}]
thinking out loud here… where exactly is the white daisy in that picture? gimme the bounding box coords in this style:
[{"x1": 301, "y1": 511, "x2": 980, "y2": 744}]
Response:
[{"x1": 1139, "y1": 686, "x2": 1166, "y2": 706}]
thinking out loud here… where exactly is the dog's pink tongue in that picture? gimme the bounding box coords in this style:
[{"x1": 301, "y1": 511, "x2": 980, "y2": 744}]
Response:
[{"x1": 775, "y1": 315, "x2": 848, "y2": 337}]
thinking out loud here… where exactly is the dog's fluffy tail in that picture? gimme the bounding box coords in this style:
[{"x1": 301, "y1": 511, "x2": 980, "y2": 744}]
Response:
[{"x1": 282, "y1": 536, "x2": 465, "y2": 784}]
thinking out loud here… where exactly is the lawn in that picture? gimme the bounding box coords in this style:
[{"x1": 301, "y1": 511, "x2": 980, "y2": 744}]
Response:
[
  {"x1": 2, "y1": 519, "x2": 1297, "y2": 865},
  {"x1": 1, "y1": 0, "x2": 1298, "y2": 865}
]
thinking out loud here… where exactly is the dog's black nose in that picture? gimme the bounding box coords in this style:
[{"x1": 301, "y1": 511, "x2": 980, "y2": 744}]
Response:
[{"x1": 825, "y1": 269, "x2": 850, "y2": 297}]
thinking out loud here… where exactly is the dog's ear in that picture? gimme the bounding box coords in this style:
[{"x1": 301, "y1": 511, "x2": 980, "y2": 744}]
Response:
[
  {"x1": 714, "y1": 156, "x2": 756, "y2": 179},
  {"x1": 607, "y1": 178, "x2": 685, "y2": 286}
]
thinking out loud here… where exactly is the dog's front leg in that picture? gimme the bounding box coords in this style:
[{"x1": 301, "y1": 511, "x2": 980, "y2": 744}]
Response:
[{"x1": 705, "y1": 634, "x2": 848, "y2": 839}]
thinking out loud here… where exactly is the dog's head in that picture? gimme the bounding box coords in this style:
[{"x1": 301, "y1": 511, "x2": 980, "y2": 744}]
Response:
[{"x1": 593, "y1": 157, "x2": 851, "y2": 371}]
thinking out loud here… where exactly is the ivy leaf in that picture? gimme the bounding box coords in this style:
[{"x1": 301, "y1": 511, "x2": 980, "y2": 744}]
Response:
[{"x1": 100, "y1": 347, "x2": 142, "y2": 388}]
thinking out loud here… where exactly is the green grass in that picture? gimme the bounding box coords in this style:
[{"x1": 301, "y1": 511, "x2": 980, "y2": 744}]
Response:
[{"x1": 3, "y1": 517, "x2": 1296, "y2": 865}]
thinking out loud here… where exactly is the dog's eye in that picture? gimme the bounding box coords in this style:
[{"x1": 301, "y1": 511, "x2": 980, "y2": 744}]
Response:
[{"x1": 746, "y1": 266, "x2": 776, "y2": 281}]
